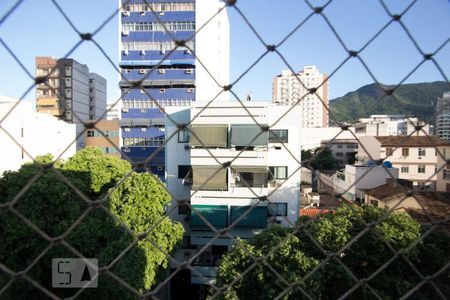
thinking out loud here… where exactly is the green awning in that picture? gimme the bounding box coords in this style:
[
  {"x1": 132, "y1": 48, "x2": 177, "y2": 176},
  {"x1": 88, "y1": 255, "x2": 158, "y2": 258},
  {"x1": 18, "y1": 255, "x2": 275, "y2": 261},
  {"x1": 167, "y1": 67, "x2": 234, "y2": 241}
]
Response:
[
  {"x1": 191, "y1": 205, "x2": 228, "y2": 230},
  {"x1": 192, "y1": 166, "x2": 228, "y2": 190},
  {"x1": 230, "y1": 124, "x2": 268, "y2": 147},
  {"x1": 232, "y1": 166, "x2": 268, "y2": 173},
  {"x1": 230, "y1": 206, "x2": 268, "y2": 229},
  {"x1": 190, "y1": 125, "x2": 228, "y2": 147}
]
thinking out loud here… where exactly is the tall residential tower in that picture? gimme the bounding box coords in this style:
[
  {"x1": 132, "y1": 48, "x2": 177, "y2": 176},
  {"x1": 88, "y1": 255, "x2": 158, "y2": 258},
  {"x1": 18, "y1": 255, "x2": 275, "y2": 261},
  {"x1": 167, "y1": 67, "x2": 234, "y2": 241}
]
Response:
[
  {"x1": 436, "y1": 91, "x2": 450, "y2": 142},
  {"x1": 119, "y1": 0, "x2": 229, "y2": 177},
  {"x1": 273, "y1": 65, "x2": 328, "y2": 128}
]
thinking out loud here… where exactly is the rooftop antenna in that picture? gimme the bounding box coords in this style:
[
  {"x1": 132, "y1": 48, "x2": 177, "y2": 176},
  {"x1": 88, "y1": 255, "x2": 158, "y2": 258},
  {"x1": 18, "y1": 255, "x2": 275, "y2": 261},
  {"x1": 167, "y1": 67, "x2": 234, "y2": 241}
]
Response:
[{"x1": 246, "y1": 91, "x2": 252, "y2": 101}]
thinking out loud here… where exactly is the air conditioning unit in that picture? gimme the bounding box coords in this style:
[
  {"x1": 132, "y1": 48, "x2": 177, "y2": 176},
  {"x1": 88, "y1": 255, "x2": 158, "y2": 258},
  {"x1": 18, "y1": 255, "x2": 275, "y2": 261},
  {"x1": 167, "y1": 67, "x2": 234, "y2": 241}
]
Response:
[
  {"x1": 140, "y1": 11, "x2": 145, "y2": 16},
  {"x1": 159, "y1": 12, "x2": 165, "y2": 16},
  {"x1": 160, "y1": 50, "x2": 166, "y2": 55},
  {"x1": 122, "y1": 108, "x2": 129, "y2": 112},
  {"x1": 185, "y1": 69, "x2": 193, "y2": 74},
  {"x1": 123, "y1": 50, "x2": 129, "y2": 55},
  {"x1": 122, "y1": 11, "x2": 130, "y2": 16},
  {"x1": 158, "y1": 69, "x2": 165, "y2": 74},
  {"x1": 187, "y1": 88, "x2": 194, "y2": 93},
  {"x1": 185, "y1": 49, "x2": 191, "y2": 54},
  {"x1": 122, "y1": 30, "x2": 129, "y2": 36},
  {"x1": 140, "y1": 50, "x2": 146, "y2": 55},
  {"x1": 139, "y1": 69, "x2": 146, "y2": 74}
]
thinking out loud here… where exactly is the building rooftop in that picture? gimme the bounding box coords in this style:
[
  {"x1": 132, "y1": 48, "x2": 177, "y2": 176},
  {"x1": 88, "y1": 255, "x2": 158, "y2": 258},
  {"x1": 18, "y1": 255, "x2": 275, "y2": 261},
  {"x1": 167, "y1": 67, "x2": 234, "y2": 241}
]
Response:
[
  {"x1": 364, "y1": 183, "x2": 410, "y2": 200},
  {"x1": 374, "y1": 135, "x2": 450, "y2": 147}
]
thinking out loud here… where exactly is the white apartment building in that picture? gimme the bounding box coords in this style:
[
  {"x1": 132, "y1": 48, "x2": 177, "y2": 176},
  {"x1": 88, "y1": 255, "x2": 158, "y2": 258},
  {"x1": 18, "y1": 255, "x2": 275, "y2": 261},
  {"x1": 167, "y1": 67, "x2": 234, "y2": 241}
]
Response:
[
  {"x1": 321, "y1": 139, "x2": 358, "y2": 169},
  {"x1": 357, "y1": 136, "x2": 450, "y2": 191},
  {"x1": 165, "y1": 101, "x2": 301, "y2": 285},
  {"x1": 106, "y1": 101, "x2": 122, "y2": 120},
  {"x1": 273, "y1": 66, "x2": 329, "y2": 128},
  {"x1": 0, "y1": 97, "x2": 76, "y2": 175},
  {"x1": 355, "y1": 114, "x2": 429, "y2": 137},
  {"x1": 332, "y1": 164, "x2": 399, "y2": 202},
  {"x1": 195, "y1": 0, "x2": 230, "y2": 102},
  {"x1": 436, "y1": 92, "x2": 450, "y2": 142}
]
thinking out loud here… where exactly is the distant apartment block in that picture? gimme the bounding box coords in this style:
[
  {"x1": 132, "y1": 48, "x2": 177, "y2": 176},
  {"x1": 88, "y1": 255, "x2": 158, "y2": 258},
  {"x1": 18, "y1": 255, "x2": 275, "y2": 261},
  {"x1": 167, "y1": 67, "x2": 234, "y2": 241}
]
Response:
[
  {"x1": 299, "y1": 126, "x2": 355, "y2": 150},
  {"x1": 0, "y1": 96, "x2": 76, "y2": 175},
  {"x1": 273, "y1": 66, "x2": 329, "y2": 128},
  {"x1": 84, "y1": 120, "x2": 122, "y2": 157},
  {"x1": 119, "y1": 0, "x2": 229, "y2": 178},
  {"x1": 357, "y1": 136, "x2": 450, "y2": 191},
  {"x1": 436, "y1": 92, "x2": 450, "y2": 142},
  {"x1": 35, "y1": 56, "x2": 107, "y2": 149},
  {"x1": 321, "y1": 139, "x2": 358, "y2": 169},
  {"x1": 355, "y1": 114, "x2": 429, "y2": 137},
  {"x1": 165, "y1": 101, "x2": 301, "y2": 287}
]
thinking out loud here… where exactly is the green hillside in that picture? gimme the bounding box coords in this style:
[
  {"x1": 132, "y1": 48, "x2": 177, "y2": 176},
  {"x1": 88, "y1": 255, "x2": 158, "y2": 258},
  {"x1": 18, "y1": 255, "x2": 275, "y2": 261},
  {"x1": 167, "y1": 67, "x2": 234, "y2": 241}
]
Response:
[{"x1": 329, "y1": 81, "x2": 450, "y2": 125}]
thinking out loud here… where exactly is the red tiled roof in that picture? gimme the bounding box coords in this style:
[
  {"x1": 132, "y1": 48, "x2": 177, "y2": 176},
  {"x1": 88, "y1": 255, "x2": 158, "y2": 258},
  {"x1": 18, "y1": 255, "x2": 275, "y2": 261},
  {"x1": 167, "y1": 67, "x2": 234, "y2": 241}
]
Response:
[{"x1": 374, "y1": 135, "x2": 450, "y2": 147}]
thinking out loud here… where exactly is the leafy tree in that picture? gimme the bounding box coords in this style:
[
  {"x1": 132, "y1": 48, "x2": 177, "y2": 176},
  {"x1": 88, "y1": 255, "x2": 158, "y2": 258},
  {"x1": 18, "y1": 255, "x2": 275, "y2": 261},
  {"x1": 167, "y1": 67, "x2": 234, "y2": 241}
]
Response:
[
  {"x1": 214, "y1": 205, "x2": 450, "y2": 299},
  {"x1": 0, "y1": 147, "x2": 183, "y2": 299},
  {"x1": 302, "y1": 148, "x2": 337, "y2": 170}
]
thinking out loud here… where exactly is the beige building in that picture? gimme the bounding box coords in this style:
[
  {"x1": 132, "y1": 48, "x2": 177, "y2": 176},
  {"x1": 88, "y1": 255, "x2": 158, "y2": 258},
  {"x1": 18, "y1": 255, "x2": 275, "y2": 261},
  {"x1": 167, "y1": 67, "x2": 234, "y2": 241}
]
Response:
[
  {"x1": 357, "y1": 136, "x2": 450, "y2": 191},
  {"x1": 36, "y1": 56, "x2": 106, "y2": 149},
  {"x1": 84, "y1": 120, "x2": 121, "y2": 157},
  {"x1": 273, "y1": 66, "x2": 328, "y2": 128},
  {"x1": 364, "y1": 182, "x2": 450, "y2": 232}
]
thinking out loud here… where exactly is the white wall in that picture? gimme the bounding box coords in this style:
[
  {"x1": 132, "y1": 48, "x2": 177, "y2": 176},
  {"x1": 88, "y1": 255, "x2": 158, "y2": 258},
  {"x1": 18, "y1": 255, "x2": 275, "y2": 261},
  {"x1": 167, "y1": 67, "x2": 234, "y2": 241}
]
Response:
[
  {"x1": 195, "y1": 0, "x2": 230, "y2": 102},
  {"x1": 333, "y1": 165, "x2": 399, "y2": 201},
  {"x1": 300, "y1": 127, "x2": 355, "y2": 150},
  {"x1": 0, "y1": 98, "x2": 76, "y2": 176}
]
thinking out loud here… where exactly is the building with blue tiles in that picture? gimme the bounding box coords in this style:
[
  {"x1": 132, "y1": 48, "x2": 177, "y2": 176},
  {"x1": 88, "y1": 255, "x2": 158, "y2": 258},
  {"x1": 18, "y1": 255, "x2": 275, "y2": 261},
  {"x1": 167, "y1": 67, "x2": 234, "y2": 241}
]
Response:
[{"x1": 119, "y1": 0, "x2": 229, "y2": 178}]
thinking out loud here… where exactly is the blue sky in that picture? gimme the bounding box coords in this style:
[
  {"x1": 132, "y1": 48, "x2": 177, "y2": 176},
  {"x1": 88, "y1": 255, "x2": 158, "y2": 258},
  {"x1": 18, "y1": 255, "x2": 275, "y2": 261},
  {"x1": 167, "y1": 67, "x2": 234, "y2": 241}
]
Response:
[{"x1": 0, "y1": 0, "x2": 449, "y2": 103}]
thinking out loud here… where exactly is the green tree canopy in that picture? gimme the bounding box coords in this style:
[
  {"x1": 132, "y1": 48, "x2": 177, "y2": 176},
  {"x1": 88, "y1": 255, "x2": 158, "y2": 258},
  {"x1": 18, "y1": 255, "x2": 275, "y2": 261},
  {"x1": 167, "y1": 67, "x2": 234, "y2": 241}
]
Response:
[
  {"x1": 214, "y1": 205, "x2": 450, "y2": 299},
  {"x1": 302, "y1": 148, "x2": 337, "y2": 170},
  {"x1": 0, "y1": 147, "x2": 183, "y2": 299}
]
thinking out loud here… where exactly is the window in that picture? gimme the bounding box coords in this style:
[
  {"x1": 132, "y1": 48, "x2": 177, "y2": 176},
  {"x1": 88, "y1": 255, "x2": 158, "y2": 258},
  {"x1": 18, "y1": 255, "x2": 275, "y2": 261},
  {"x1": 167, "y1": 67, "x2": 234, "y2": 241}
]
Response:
[
  {"x1": 179, "y1": 203, "x2": 190, "y2": 215},
  {"x1": 269, "y1": 166, "x2": 288, "y2": 180},
  {"x1": 178, "y1": 165, "x2": 191, "y2": 179},
  {"x1": 178, "y1": 129, "x2": 189, "y2": 143},
  {"x1": 337, "y1": 145, "x2": 343, "y2": 149},
  {"x1": 443, "y1": 170, "x2": 450, "y2": 180},
  {"x1": 418, "y1": 164, "x2": 426, "y2": 173},
  {"x1": 418, "y1": 148, "x2": 426, "y2": 157},
  {"x1": 386, "y1": 147, "x2": 394, "y2": 156},
  {"x1": 402, "y1": 148, "x2": 409, "y2": 156},
  {"x1": 401, "y1": 166, "x2": 409, "y2": 173},
  {"x1": 268, "y1": 129, "x2": 288, "y2": 143},
  {"x1": 336, "y1": 152, "x2": 343, "y2": 157},
  {"x1": 268, "y1": 203, "x2": 288, "y2": 217},
  {"x1": 87, "y1": 130, "x2": 94, "y2": 137}
]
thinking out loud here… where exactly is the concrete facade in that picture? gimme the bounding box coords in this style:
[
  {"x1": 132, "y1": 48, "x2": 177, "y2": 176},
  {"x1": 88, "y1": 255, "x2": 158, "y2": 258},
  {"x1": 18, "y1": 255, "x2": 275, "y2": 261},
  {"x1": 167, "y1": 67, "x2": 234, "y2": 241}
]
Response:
[
  {"x1": 332, "y1": 164, "x2": 399, "y2": 202},
  {"x1": 357, "y1": 136, "x2": 450, "y2": 191},
  {"x1": 119, "y1": 0, "x2": 229, "y2": 178},
  {"x1": 0, "y1": 97, "x2": 76, "y2": 175},
  {"x1": 355, "y1": 114, "x2": 429, "y2": 137},
  {"x1": 321, "y1": 138, "x2": 358, "y2": 169},
  {"x1": 84, "y1": 120, "x2": 122, "y2": 157},
  {"x1": 273, "y1": 66, "x2": 329, "y2": 128},
  {"x1": 436, "y1": 92, "x2": 450, "y2": 142},
  {"x1": 35, "y1": 57, "x2": 107, "y2": 149},
  {"x1": 165, "y1": 101, "x2": 301, "y2": 285}
]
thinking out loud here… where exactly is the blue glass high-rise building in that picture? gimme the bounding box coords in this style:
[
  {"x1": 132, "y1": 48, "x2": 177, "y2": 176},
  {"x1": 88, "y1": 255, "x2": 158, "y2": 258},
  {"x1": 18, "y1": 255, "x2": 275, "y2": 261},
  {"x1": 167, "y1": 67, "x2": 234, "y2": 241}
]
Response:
[{"x1": 119, "y1": 0, "x2": 229, "y2": 178}]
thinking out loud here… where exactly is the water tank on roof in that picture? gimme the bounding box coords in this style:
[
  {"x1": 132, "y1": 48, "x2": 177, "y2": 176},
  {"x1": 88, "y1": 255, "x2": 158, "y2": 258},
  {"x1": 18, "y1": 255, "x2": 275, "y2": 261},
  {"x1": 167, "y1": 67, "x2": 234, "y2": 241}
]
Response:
[
  {"x1": 367, "y1": 160, "x2": 377, "y2": 166},
  {"x1": 383, "y1": 161, "x2": 393, "y2": 168}
]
